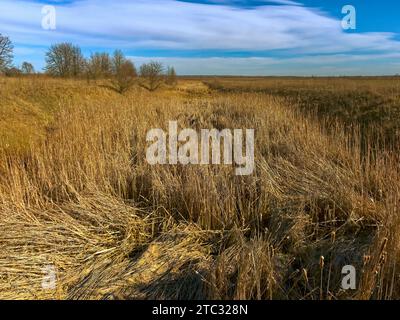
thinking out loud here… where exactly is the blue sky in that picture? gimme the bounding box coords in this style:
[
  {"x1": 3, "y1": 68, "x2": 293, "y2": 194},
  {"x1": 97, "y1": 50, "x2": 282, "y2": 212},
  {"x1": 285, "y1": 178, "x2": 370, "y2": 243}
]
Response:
[{"x1": 1, "y1": 0, "x2": 400, "y2": 75}]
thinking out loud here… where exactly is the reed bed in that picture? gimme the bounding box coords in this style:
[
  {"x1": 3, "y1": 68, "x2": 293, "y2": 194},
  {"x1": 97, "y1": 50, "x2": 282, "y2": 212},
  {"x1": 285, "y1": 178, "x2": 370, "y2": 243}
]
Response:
[{"x1": 0, "y1": 77, "x2": 399, "y2": 299}]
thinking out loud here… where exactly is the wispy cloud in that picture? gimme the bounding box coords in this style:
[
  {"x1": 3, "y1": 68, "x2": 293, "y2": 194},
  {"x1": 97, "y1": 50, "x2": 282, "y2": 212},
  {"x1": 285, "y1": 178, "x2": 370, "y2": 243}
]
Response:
[{"x1": 1, "y1": 0, "x2": 400, "y2": 74}]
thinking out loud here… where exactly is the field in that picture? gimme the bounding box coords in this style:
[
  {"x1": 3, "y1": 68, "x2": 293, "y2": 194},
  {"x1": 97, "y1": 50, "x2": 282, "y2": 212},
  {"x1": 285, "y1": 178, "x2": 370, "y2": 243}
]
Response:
[{"x1": 1, "y1": 76, "x2": 400, "y2": 300}]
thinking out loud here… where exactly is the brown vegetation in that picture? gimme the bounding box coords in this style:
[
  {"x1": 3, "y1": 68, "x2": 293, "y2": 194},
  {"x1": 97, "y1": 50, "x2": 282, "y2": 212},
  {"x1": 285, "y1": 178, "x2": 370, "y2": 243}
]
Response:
[
  {"x1": 0, "y1": 77, "x2": 399, "y2": 300},
  {"x1": 140, "y1": 61, "x2": 165, "y2": 91}
]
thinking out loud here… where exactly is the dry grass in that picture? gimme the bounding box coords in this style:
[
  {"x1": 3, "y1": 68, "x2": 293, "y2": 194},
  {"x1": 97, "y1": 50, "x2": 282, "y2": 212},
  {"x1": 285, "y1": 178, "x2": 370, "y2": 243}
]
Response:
[{"x1": 0, "y1": 77, "x2": 399, "y2": 300}]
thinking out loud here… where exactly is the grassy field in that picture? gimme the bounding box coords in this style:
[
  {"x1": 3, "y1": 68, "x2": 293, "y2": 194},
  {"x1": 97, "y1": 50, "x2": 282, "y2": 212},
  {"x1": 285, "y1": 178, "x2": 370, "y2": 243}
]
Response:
[{"x1": 0, "y1": 76, "x2": 399, "y2": 299}]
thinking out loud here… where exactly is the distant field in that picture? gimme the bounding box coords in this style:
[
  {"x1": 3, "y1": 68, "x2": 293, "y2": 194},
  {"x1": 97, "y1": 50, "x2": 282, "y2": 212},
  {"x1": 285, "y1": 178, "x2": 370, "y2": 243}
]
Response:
[
  {"x1": 203, "y1": 77, "x2": 400, "y2": 149},
  {"x1": 0, "y1": 77, "x2": 399, "y2": 299}
]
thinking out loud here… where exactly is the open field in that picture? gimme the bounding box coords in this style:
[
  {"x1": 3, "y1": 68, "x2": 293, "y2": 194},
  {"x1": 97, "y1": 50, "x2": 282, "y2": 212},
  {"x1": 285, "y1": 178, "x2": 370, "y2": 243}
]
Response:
[{"x1": 0, "y1": 77, "x2": 400, "y2": 300}]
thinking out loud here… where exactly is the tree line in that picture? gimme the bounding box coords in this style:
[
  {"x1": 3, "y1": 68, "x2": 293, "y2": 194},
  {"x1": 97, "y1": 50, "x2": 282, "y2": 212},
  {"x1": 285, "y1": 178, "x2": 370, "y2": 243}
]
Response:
[{"x1": 0, "y1": 33, "x2": 177, "y2": 93}]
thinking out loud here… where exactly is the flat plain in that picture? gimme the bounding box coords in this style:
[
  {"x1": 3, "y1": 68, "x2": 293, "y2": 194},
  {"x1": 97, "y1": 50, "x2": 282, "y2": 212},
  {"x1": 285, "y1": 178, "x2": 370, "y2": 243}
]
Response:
[{"x1": 1, "y1": 76, "x2": 399, "y2": 299}]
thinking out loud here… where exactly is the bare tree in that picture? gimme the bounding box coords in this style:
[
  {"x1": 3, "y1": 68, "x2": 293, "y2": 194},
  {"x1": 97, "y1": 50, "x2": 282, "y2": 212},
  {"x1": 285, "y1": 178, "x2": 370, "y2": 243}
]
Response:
[
  {"x1": 166, "y1": 66, "x2": 177, "y2": 86},
  {"x1": 112, "y1": 60, "x2": 137, "y2": 94},
  {"x1": 140, "y1": 61, "x2": 164, "y2": 91},
  {"x1": 87, "y1": 52, "x2": 112, "y2": 79},
  {"x1": 45, "y1": 43, "x2": 85, "y2": 77},
  {"x1": 112, "y1": 50, "x2": 125, "y2": 75},
  {"x1": 0, "y1": 34, "x2": 13, "y2": 72},
  {"x1": 21, "y1": 62, "x2": 35, "y2": 74},
  {"x1": 5, "y1": 67, "x2": 21, "y2": 77},
  {"x1": 104, "y1": 50, "x2": 137, "y2": 93}
]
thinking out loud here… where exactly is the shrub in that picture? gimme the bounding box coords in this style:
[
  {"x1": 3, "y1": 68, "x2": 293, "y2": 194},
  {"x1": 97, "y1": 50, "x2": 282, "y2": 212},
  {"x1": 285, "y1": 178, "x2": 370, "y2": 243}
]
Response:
[
  {"x1": 140, "y1": 61, "x2": 164, "y2": 91},
  {"x1": 112, "y1": 60, "x2": 137, "y2": 94}
]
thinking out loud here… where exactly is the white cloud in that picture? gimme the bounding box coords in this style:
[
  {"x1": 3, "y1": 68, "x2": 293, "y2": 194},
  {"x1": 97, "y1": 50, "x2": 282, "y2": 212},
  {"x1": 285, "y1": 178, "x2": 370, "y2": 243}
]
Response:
[
  {"x1": 1, "y1": 0, "x2": 399, "y2": 52},
  {"x1": 1, "y1": 0, "x2": 400, "y2": 74}
]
